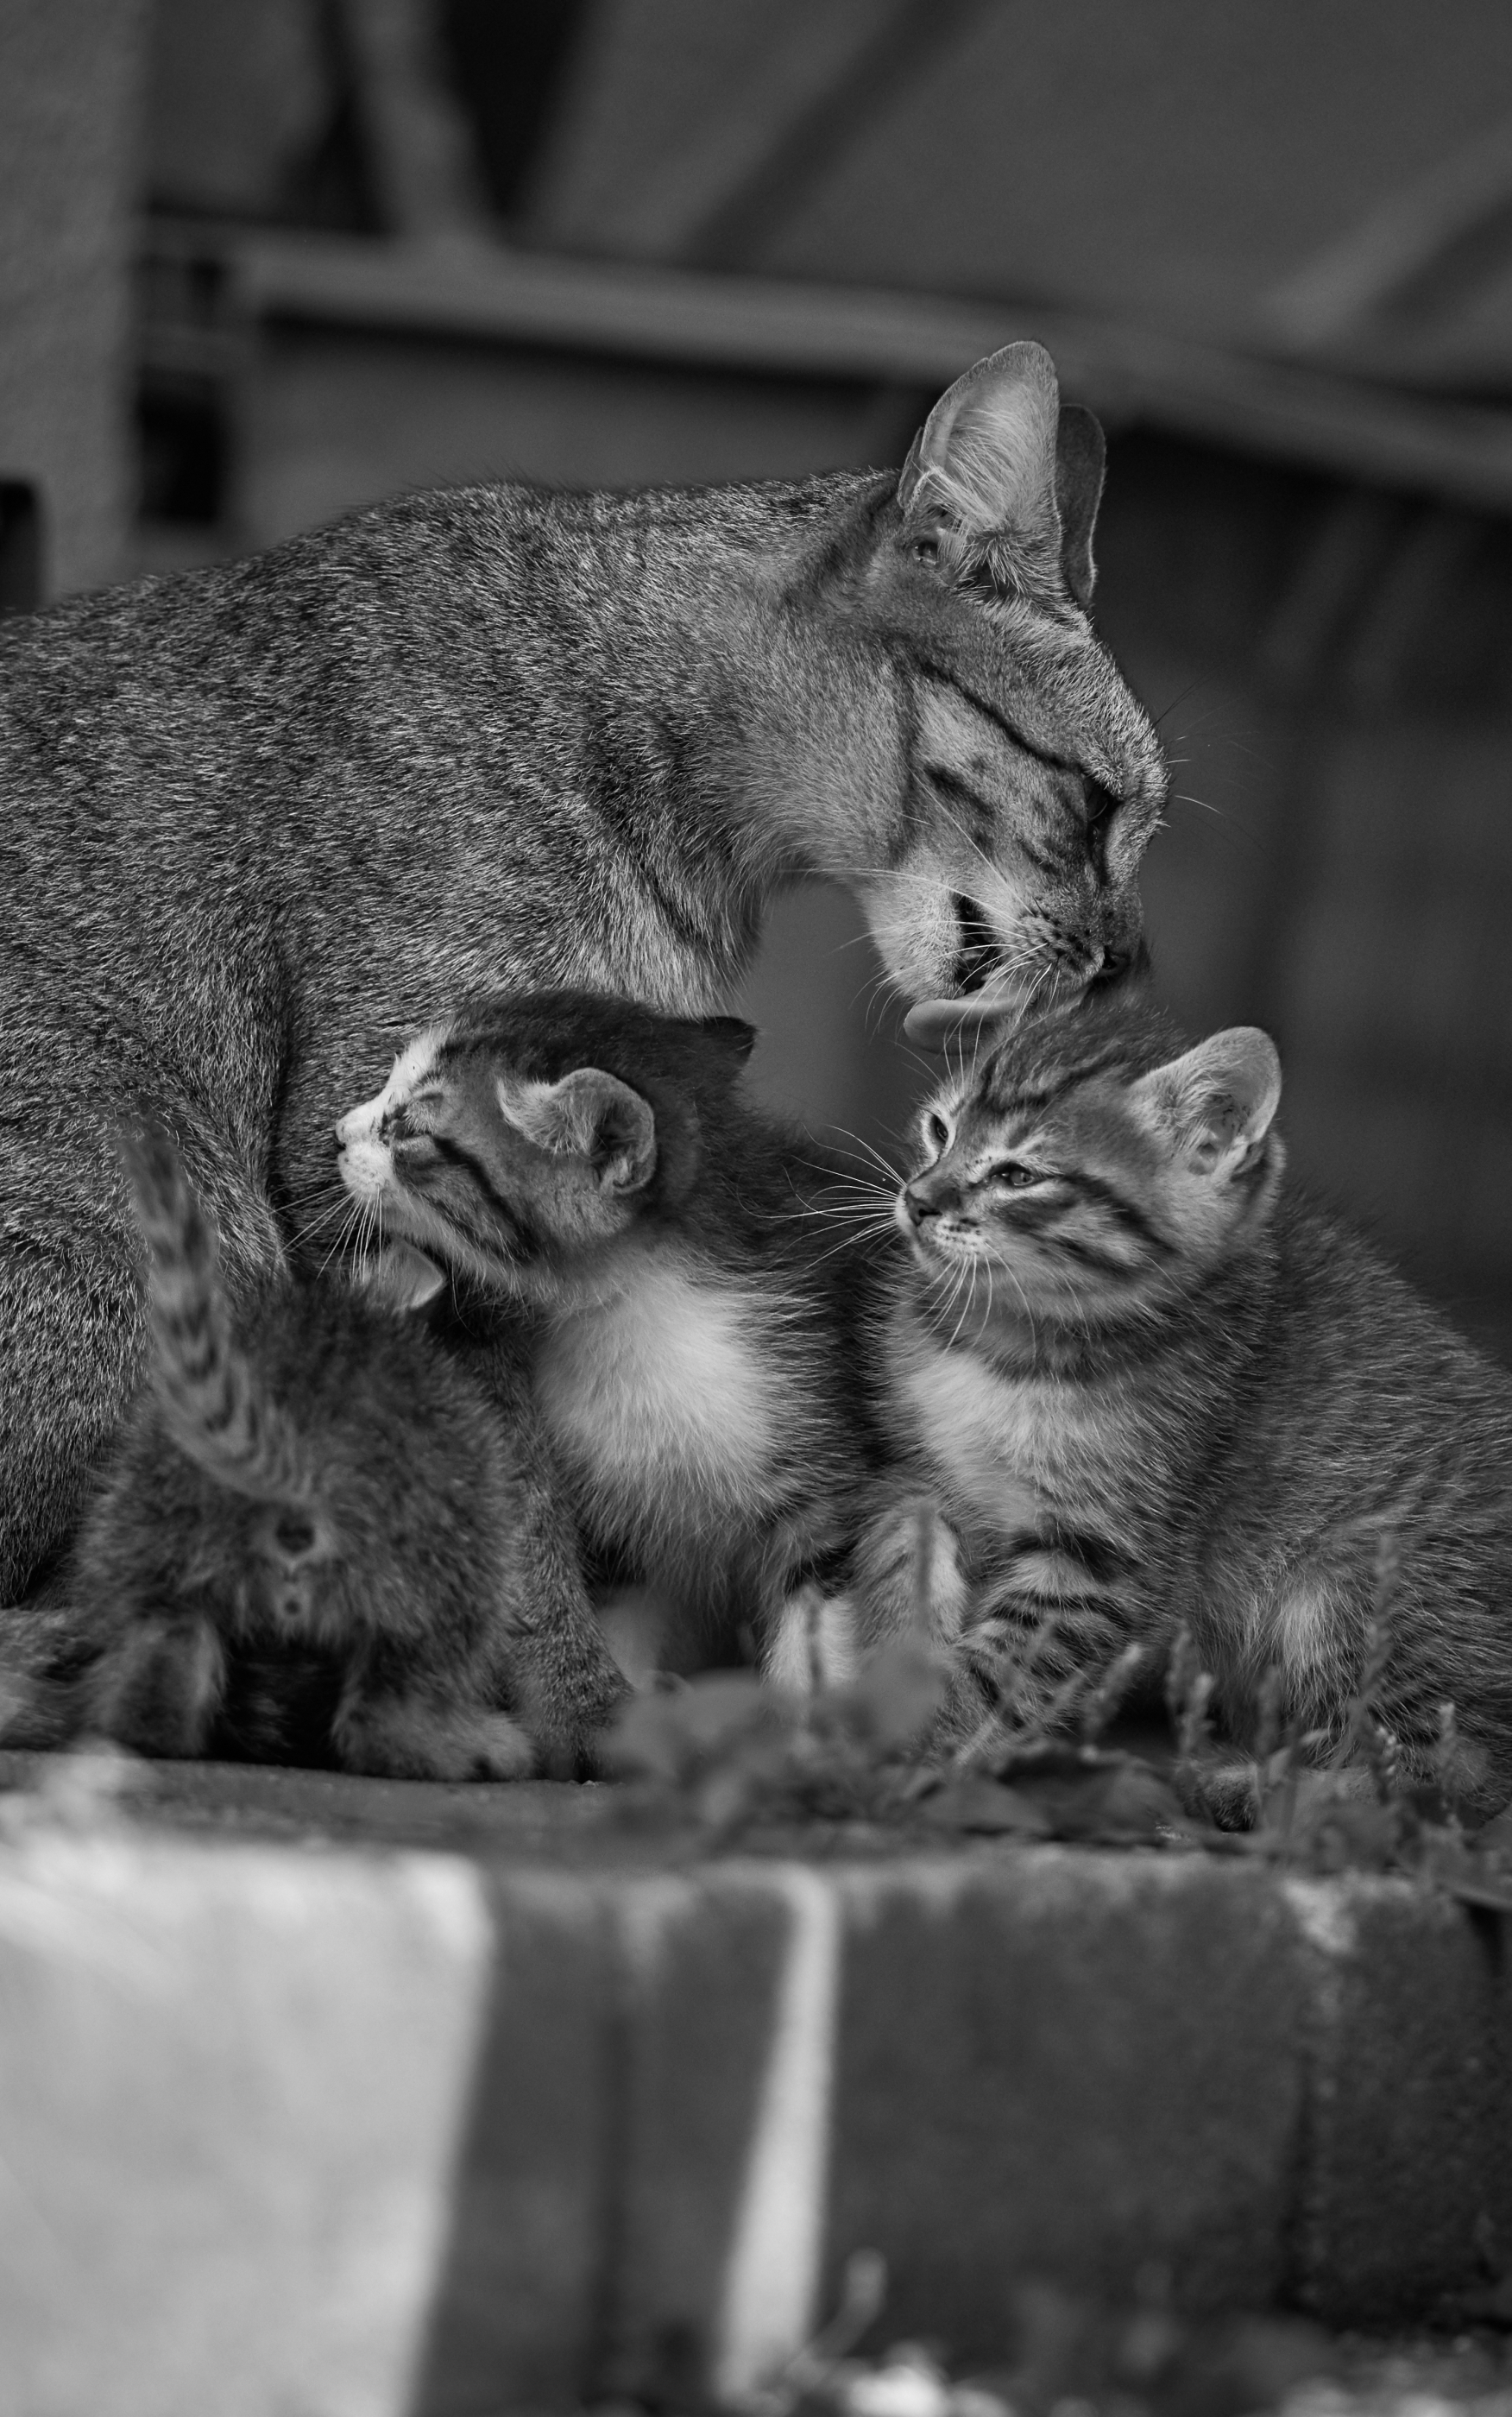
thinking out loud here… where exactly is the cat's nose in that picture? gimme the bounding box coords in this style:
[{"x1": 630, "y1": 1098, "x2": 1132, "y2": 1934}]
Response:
[{"x1": 332, "y1": 1112, "x2": 352, "y2": 1146}]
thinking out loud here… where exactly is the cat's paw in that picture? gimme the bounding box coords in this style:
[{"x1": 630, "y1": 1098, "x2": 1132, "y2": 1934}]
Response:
[
  {"x1": 86, "y1": 1617, "x2": 224, "y2": 1759},
  {"x1": 461, "y1": 1712, "x2": 538, "y2": 1781},
  {"x1": 336, "y1": 1695, "x2": 537, "y2": 1781},
  {"x1": 763, "y1": 1584, "x2": 860, "y2": 1694},
  {"x1": 852, "y1": 1495, "x2": 968, "y2": 1650}
]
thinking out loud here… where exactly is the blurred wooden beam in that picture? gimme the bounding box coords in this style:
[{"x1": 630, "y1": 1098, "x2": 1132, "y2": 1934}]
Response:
[
  {"x1": 338, "y1": 0, "x2": 490, "y2": 242},
  {"x1": 148, "y1": 218, "x2": 1512, "y2": 516},
  {"x1": 1266, "y1": 112, "x2": 1512, "y2": 353}
]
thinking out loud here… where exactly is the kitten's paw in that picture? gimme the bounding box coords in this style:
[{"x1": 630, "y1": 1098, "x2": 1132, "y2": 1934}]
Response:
[
  {"x1": 763, "y1": 1585, "x2": 860, "y2": 1694},
  {"x1": 1175, "y1": 1755, "x2": 1261, "y2": 1830},
  {"x1": 336, "y1": 1695, "x2": 537, "y2": 1781},
  {"x1": 853, "y1": 1495, "x2": 968, "y2": 1650},
  {"x1": 463, "y1": 1712, "x2": 538, "y2": 1781},
  {"x1": 87, "y1": 1618, "x2": 224, "y2": 1759}
]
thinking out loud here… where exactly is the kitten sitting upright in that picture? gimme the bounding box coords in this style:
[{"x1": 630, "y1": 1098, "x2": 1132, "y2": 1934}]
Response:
[
  {"x1": 336, "y1": 992, "x2": 879, "y2": 1683},
  {"x1": 859, "y1": 997, "x2": 1512, "y2": 1815},
  {"x1": 60, "y1": 1121, "x2": 615, "y2": 1778}
]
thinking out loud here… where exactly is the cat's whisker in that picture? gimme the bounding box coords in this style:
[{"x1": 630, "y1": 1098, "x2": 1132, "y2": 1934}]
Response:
[
  {"x1": 313, "y1": 1196, "x2": 365, "y2": 1283},
  {"x1": 822, "y1": 1128, "x2": 905, "y2": 1186},
  {"x1": 289, "y1": 1195, "x2": 358, "y2": 1246},
  {"x1": 946, "y1": 1259, "x2": 983, "y2": 1353},
  {"x1": 803, "y1": 1221, "x2": 897, "y2": 1271}
]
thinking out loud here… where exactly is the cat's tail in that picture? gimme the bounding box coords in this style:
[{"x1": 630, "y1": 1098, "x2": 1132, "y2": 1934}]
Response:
[{"x1": 123, "y1": 1118, "x2": 312, "y2": 1507}]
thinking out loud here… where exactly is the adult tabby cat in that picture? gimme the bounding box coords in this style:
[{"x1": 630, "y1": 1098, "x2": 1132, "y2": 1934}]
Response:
[
  {"x1": 336, "y1": 990, "x2": 878, "y2": 1683},
  {"x1": 0, "y1": 339, "x2": 1165, "y2": 1610},
  {"x1": 37, "y1": 1123, "x2": 610, "y2": 1775},
  {"x1": 858, "y1": 997, "x2": 1512, "y2": 1814}
]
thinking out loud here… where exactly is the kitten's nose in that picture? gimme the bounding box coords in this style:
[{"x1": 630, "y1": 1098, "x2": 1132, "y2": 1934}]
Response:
[{"x1": 332, "y1": 1112, "x2": 352, "y2": 1146}]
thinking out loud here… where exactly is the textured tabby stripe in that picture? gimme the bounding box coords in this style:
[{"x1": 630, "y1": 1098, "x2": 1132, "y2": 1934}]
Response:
[
  {"x1": 991, "y1": 1040, "x2": 1139, "y2": 1114},
  {"x1": 928, "y1": 767, "x2": 998, "y2": 851},
  {"x1": 922, "y1": 667, "x2": 1081, "y2": 782},
  {"x1": 1036, "y1": 1523, "x2": 1137, "y2": 1587},
  {"x1": 1053, "y1": 1233, "x2": 1148, "y2": 1278},
  {"x1": 988, "y1": 1604, "x2": 1126, "y2": 1673},
  {"x1": 430, "y1": 1134, "x2": 542, "y2": 1256},
  {"x1": 1068, "y1": 1172, "x2": 1172, "y2": 1253},
  {"x1": 132, "y1": 1135, "x2": 310, "y2": 1506}
]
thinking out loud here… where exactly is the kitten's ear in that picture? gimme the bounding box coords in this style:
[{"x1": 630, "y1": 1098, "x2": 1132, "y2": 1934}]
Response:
[
  {"x1": 700, "y1": 1017, "x2": 758, "y2": 1065},
  {"x1": 898, "y1": 341, "x2": 1063, "y2": 575},
  {"x1": 497, "y1": 1067, "x2": 657, "y2": 1193},
  {"x1": 1131, "y1": 1028, "x2": 1282, "y2": 1178},
  {"x1": 362, "y1": 1241, "x2": 445, "y2": 1313}
]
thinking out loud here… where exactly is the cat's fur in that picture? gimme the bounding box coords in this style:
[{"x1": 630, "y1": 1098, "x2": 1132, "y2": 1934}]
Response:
[
  {"x1": 0, "y1": 341, "x2": 1165, "y2": 1607},
  {"x1": 859, "y1": 997, "x2": 1512, "y2": 1814},
  {"x1": 336, "y1": 990, "x2": 879, "y2": 1682},
  {"x1": 48, "y1": 1122, "x2": 618, "y2": 1777}
]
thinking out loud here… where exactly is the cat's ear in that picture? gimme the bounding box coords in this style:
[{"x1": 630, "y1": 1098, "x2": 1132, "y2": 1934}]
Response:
[
  {"x1": 362, "y1": 1240, "x2": 445, "y2": 1313},
  {"x1": 1053, "y1": 403, "x2": 1105, "y2": 609},
  {"x1": 496, "y1": 1066, "x2": 657, "y2": 1193},
  {"x1": 1131, "y1": 1028, "x2": 1282, "y2": 1179},
  {"x1": 898, "y1": 342, "x2": 1064, "y2": 579},
  {"x1": 699, "y1": 1017, "x2": 757, "y2": 1065}
]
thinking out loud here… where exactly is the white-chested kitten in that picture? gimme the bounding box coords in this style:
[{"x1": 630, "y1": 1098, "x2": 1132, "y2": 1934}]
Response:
[
  {"x1": 336, "y1": 990, "x2": 880, "y2": 1684},
  {"x1": 857, "y1": 996, "x2": 1512, "y2": 1815}
]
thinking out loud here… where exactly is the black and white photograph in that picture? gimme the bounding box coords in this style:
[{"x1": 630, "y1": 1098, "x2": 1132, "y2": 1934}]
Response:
[{"x1": 5, "y1": 5, "x2": 1512, "y2": 2413}]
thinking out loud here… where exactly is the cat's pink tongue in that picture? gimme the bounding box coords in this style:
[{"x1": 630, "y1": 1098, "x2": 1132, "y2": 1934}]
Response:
[{"x1": 903, "y1": 995, "x2": 1023, "y2": 1050}]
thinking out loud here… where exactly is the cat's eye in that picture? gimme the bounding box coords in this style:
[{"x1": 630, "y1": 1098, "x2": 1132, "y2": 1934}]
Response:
[
  {"x1": 989, "y1": 1160, "x2": 1043, "y2": 1190},
  {"x1": 1086, "y1": 781, "x2": 1120, "y2": 830},
  {"x1": 924, "y1": 1111, "x2": 951, "y2": 1152},
  {"x1": 912, "y1": 535, "x2": 942, "y2": 565}
]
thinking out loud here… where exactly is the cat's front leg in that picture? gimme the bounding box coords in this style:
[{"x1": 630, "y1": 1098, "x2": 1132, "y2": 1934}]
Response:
[
  {"x1": 85, "y1": 1613, "x2": 227, "y2": 1758},
  {"x1": 965, "y1": 1559, "x2": 1134, "y2": 1739},
  {"x1": 753, "y1": 1502, "x2": 869, "y2": 1695},
  {"x1": 762, "y1": 1581, "x2": 862, "y2": 1694},
  {"x1": 442, "y1": 1319, "x2": 630, "y2": 1770},
  {"x1": 849, "y1": 1491, "x2": 970, "y2": 1656}
]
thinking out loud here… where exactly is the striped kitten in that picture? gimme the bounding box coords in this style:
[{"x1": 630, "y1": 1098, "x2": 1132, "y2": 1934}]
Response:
[
  {"x1": 60, "y1": 1122, "x2": 620, "y2": 1777},
  {"x1": 336, "y1": 990, "x2": 879, "y2": 1684},
  {"x1": 860, "y1": 999, "x2": 1512, "y2": 1814}
]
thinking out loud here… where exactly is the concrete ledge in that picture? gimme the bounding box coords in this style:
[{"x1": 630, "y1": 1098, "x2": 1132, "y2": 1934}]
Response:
[{"x1": 0, "y1": 1774, "x2": 1508, "y2": 2414}]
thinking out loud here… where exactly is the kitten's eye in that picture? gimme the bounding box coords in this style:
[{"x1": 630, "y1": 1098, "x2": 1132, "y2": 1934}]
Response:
[
  {"x1": 989, "y1": 1161, "x2": 1043, "y2": 1190},
  {"x1": 912, "y1": 534, "x2": 942, "y2": 565},
  {"x1": 925, "y1": 1111, "x2": 950, "y2": 1152}
]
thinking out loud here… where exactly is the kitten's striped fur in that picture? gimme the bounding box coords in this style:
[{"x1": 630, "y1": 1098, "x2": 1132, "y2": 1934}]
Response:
[
  {"x1": 129, "y1": 1120, "x2": 310, "y2": 1510},
  {"x1": 865, "y1": 999, "x2": 1512, "y2": 1813},
  {"x1": 60, "y1": 1121, "x2": 623, "y2": 1777}
]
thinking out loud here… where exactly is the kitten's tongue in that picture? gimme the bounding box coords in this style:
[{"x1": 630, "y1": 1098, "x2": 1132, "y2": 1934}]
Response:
[{"x1": 903, "y1": 995, "x2": 1024, "y2": 1051}]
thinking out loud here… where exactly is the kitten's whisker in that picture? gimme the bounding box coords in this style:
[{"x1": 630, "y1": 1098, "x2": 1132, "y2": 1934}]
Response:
[
  {"x1": 822, "y1": 1128, "x2": 905, "y2": 1185},
  {"x1": 946, "y1": 1261, "x2": 980, "y2": 1353},
  {"x1": 309, "y1": 1198, "x2": 356, "y2": 1279},
  {"x1": 803, "y1": 1223, "x2": 897, "y2": 1270}
]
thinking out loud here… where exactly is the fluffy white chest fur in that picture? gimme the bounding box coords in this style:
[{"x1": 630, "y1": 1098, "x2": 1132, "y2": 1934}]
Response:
[
  {"x1": 891, "y1": 1309, "x2": 1132, "y2": 1543},
  {"x1": 534, "y1": 1257, "x2": 793, "y2": 1541}
]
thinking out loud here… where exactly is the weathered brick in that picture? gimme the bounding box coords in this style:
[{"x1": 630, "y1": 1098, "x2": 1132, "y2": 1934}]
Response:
[
  {"x1": 824, "y1": 1850, "x2": 1310, "y2": 2357},
  {"x1": 408, "y1": 1870, "x2": 615, "y2": 2417},
  {"x1": 601, "y1": 1867, "x2": 808, "y2": 2405},
  {"x1": 1284, "y1": 1876, "x2": 1512, "y2": 2324}
]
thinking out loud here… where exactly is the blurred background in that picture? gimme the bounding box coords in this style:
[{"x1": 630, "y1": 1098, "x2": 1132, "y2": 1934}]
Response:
[{"x1": 5, "y1": 0, "x2": 1512, "y2": 1354}]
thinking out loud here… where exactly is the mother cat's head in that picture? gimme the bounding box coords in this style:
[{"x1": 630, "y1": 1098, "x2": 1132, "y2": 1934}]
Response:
[{"x1": 769, "y1": 340, "x2": 1166, "y2": 1015}]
